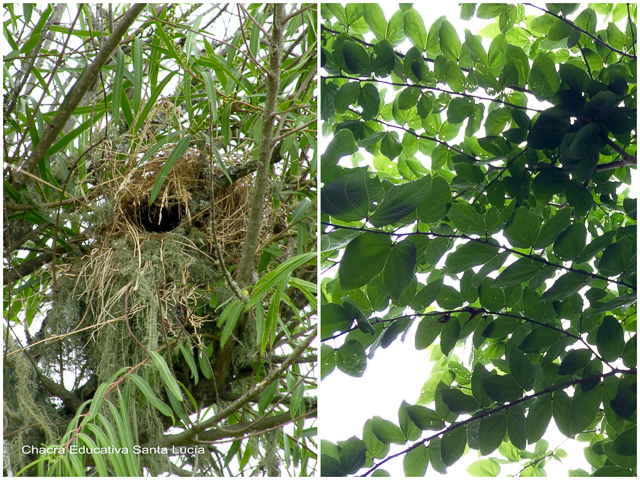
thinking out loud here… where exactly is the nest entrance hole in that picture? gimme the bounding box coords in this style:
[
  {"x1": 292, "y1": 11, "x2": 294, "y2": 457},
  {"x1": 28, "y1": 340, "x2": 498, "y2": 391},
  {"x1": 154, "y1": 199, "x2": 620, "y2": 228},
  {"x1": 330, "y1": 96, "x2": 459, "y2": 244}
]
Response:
[{"x1": 138, "y1": 203, "x2": 186, "y2": 233}]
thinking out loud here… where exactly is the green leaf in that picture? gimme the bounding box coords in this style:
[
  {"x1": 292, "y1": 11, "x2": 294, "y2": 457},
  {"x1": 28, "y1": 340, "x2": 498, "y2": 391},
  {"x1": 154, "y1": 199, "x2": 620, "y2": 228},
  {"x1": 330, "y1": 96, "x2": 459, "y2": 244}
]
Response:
[
  {"x1": 558, "y1": 349, "x2": 592, "y2": 375},
  {"x1": 383, "y1": 239, "x2": 417, "y2": 301},
  {"x1": 610, "y1": 427, "x2": 637, "y2": 457},
  {"x1": 337, "y1": 340, "x2": 367, "y2": 377},
  {"x1": 322, "y1": 170, "x2": 380, "y2": 222},
  {"x1": 446, "y1": 241, "x2": 499, "y2": 273},
  {"x1": 437, "y1": 286, "x2": 464, "y2": 311},
  {"x1": 467, "y1": 459, "x2": 500, "y2": 477},
  {"x1": 504, "y1": 208, "x2": 540, "y2": 249},
  {"x1": 404, "y1": 444, "x2": 429, "y2": 476},
  {"x1": 541, "y1": 272, "x2": 591, "y2": 301},
  {"x1": 598, "y1": 237, "x2": 634, "y2": 277},
  {"x1": 493, "y1": 258, "x2": 544, "y2": 288},
  {"x1": 525, "y1": 393, "x2": 552, "y2": 444},
  {"x1": 334, "y1": 82, "x2": 361, "y2": 113},
  {"x1": 447, "y1": 97, "x2": 475, "y2": 124},
  {"x1": 534, "y1": 208, "x2": 573, "y2": 249},
  {"x1": 322, "y1": 130, "x2": 358, "y2": 181},
  {"x1": 415, "y1": 316, "x2": 444, "y2": 350},
  {"x1": 343, "y1": 40, "x2": 371, "y2": 76},
  {"x1": 519, "y1": 326, "x2": 562, "y2": 352},
  {"x1": 570, "y1": 384, "x2": 602, "y2": 435},
  {"x1": 507, "y1": 404, "x2": 527, "y2": 450},
  {"x1": 397, "y1": 86, "x2": 422, "y2": 110},
  {"x1": 321, "y1": 303, "x2": 353, "y2": 340},
  {"x1": 479, "y1": 410, "x2": 507, "y2": 455},
  {"x1": 440, "y1": 315, "x2": 461, "y2": 356},
  {"x1": 339, "y1": 233, "x2": 392, "y2": 291},
  {"x1": 403, "y1": 8, "x2": 427, "y2": 51},
  {"x1": 441, "y1": 425, "x2": 467, "y2": 466},
  {"x1": 371, "y1": 416, "x2": 406, "y2": 444},
  {"x1": 372, "y1": 39, "x2": 396, "y2": 77},
  {"x1": 440, "y1": 388, "x2": 480, "y2": 414},
  {"x1": 149, "y1": 135, "x2": 191, "y2": 205},
  {"x1": 363, "y1": 4, "x2": 387, "y2": 39},
  {"x1": 149, "y1": 351, "x2": 183, "y2": 402},
  {"x1": 370, "y1": 175, "x2": 429, "y2": 227},
  {"x1": 439, "y1": 19, "x2": 461, "y2": 61},
  {"x1": 527, "y1": 107, "x2": 570, "y2": 150},
  {"x1": 340, "y1": 436, "x2": 367, "y2": 475},
  {"x1": 417, "y1": 176, "x2": 451, "y2": 224},
  {"x1": 532, "y1": 168, "x2": 570, "y2": 196},
  {"x1": 529, "y1": 52, "x2": 558, "y2": 101},
  {"x1": 481, "y1": 374, "x2": 523, "y2": 402},
  {"x1": 448, "y1": 203, "x2": 485, "y2": 235},
  {"x1": 596, "y1": 316, "x2": 625, "y2": 363},
  {"x1": 128, "y1": 374, "x2": 173, "y2": 418},
  {"x1": 379, "y1": 131, "x2": 403, "y2": 161},
  {"x1": 482, "y1": 316, "x2": 520, "y2": 339},
  {"x1": 553, "y1": 223, "x2": 587, "y2": 261},
  {"x1": 359, "y1": 83, "x2": 380, "y2": 121},
  {"x1": 464, "y1": 29, "x2": 487, "y2": 65},
  {"x1": 363, "y1": 418, "x2": 391, "y2": 459},
  {"x1": 509, "y1": 348, "x2": 534, "y2": 391}
]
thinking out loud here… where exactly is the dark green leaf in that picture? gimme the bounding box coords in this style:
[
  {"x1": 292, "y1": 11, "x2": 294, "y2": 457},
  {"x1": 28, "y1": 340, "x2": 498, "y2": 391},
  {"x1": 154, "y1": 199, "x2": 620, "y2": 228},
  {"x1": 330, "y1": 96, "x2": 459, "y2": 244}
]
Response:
[
  {"x1": 519, "y1": 327, "x2": 562, "y2": 352},
  {"x1": 479, "y1": 410, "x2": 507, "y2": 455},
  {"x1": 369, "y1": 175, "x2": 429, "y2": 227},
  {"x1": 527, "y1": 107, "x2": 570, "y2": 150},
  {"x1": 526, "y1": 393, "x2": 552, "y2": 444},
  {"x1": 558, "y1": 349, "x2": 592, "y2": 375},
  {"x1": 481, "y1": 374, "x2": 523, "y2": 403},
  {"x1": 371, "y1": 416, "x2": 406, "y2": 444},
  {"x1": 340, "y1": 436, "x2": 367, "y2": 475},
  {"x1": 446, "y1": 241, "x2": 499, "y2": 273},
  {"x1": 534, "y1": 208, "x2": 573, "y2": 249},
  {"x1": 507, "y1": 404, "x2": 527, "y2": 450},
  {"x1": 339, "y1": 233, "x2": 392, "y2": 291},
  {"x1": 441, "y1": 426, "x2": 467, "y2": 467},
  {"x1": 321, "y1": 303, "x2": 353, "y2": 340},
  {"x1": 440, "y1": 388, "x2": 481, "y2": 414},
  {"x1": 493, "y1": 258, "x2": 544, "y2": 288},
  {"x1": 411, "y1": 278, "x2": 443, "y2": 312},
  {"x1": 596, "y1": 316, "x2": 625, "y2": 363},
  {"x1": 610, "y1": 427, "x2": 637, "y2": 457},
  {"x1": 383, "y1": 239, "x2": 417, "y2": 301},
  {"x1": 553, "y1": 223, "x2": 587, "y2": 261},
  {"x1": 405, "y1": 405, "x2": 444, "y2": 431},
  {"x1": 504, "y1": 208, "x2": 540, "y2": 248},
  {"x1": 417, "y1": 176, "x2": 451, "y2": 224},
  {"x1": 379, "y1": 131, "x2": 403, "y2": 161},
  {"x1": 440, "y1": 315, "x2": 461, "y2": 356},
  {"x1": 343, "y1": 40, "x2": 371, "y2": 76},
  {"x1": 570, "y1": 384, "x2": 602, "y2": 435},
  {"x1": 447, "y1": 97, "x2": 475, "y2": 124},
  {"x1": 322, "y1": 170, "x2": 380, "y2": 222},
  {"x1": 404, "y1": 444, "x2": 429, "y2": 476},
  {"x1": 529, "y1": 52, "x2": 558, "y2": 101},
  {"x1": 359, "y1": 83, "x2": 380, "y2": 121},
  {"x1": 541, "y1": 272, "x2": 591, "y2": 301},
  {"x1": 448, "y1": 204, "x2": 485, "y2": 235},
  {"x1": 482, "y1": 316, "x2": 520, "y2": 339},
  {"x1": 363, "y1": 4, "x2": 387, "y2": 40},
  {"x1": 598, "y1": 237, "x2": 634, "y2": 277},
  {"x1": 336, "y1": 341, "x2": 367, "y2": 377}
]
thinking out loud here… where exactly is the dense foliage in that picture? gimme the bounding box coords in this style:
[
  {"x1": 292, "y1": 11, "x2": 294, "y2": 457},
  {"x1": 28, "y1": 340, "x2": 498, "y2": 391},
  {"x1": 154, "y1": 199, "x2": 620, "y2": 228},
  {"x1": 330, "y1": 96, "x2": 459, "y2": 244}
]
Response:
[
  {"x1": 320, "y1": 3, "x2": 636, "y2": 476},
  {"x1": 4, "y1": 4, "x2": 317, "y2": 476}
]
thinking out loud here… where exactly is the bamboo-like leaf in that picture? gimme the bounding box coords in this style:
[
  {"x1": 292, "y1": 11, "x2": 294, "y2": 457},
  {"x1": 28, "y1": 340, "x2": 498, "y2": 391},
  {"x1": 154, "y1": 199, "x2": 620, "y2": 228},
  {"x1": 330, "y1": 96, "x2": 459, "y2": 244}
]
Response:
[
  {"x1": 177, "y1": 342, "x2": 199, "y2": 386},
  {"x1": 148, "y1": 134, "x2": 191, "y2": 204},
  {"x1": 128, "y1": 373, "x2": 175, "y2": 418},
  {"x1": 198, "y1": 348, "x2": 213, "y2": 380},
  {"x1": 113, "y1": 48, "x2": 124, "y2": 126},
  {"x1": 149, "y1": 350, "x2": 183, "y2": 402},
  {"x1": 202, "y1": 71, "x2": 218, "y2": 124},
  {"x1": 134, "y1": 71, "x2": 178, "y2": 131},
  {"x1": 133, "y1": 37, "x2": 142, "y2": 115},
  {"x1": 97, "y1": 414, "x2": 127, "y2": 476},
  {"x1": 76, "y1": 432, "x2": 107, "y2": 476},
  {"x1": 220, "y1": 300, "x2": 244, "y2": 348},
  {"x1": 247, "y1": 252, "x2": 315, "y2": 310},
  {"x1": 263, "y1": 278, "x2": 288, "y2": 354}
]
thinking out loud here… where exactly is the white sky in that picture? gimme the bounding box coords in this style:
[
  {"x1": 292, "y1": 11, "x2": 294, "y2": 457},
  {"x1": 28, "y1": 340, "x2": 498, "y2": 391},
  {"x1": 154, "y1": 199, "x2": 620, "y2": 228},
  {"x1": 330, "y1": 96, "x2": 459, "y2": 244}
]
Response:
[{"x1": 319, "y1": 3, "x2": 634, "y2": 477}]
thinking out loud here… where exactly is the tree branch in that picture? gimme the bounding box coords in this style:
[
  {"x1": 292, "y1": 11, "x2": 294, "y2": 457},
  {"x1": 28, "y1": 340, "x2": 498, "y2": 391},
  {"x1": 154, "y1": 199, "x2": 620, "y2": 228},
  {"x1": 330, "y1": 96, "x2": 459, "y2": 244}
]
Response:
[
  {"x1": 10, "y1": 3, "x2": 147, "y2": 189},
  {"x1": 360, "y1": 369, "x2": 636, "y2": 476}
]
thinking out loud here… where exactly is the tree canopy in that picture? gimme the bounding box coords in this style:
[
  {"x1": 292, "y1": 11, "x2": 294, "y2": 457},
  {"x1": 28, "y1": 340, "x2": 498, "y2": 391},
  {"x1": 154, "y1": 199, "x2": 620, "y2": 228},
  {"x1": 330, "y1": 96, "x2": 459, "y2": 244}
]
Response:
[
  {"x1": 320, "y1": 3, "x2": 636, "y2": 477},
  {"x1": 4, "y1": 3, "x2": 317, "y2": 476}
]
